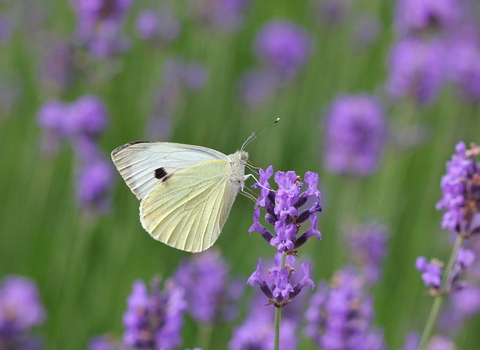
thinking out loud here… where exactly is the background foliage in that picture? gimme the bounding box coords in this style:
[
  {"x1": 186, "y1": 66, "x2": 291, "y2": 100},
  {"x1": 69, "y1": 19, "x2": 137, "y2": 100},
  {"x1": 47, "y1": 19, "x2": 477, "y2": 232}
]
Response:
[{"x1": 1, "y1": 0, "x2": 479, "y2": 349}]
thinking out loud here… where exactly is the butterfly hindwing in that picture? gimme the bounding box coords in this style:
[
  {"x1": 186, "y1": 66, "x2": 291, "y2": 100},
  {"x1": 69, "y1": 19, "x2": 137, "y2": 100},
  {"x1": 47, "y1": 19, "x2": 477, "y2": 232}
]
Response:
[
  {"x1": 139, "y1": 159, "x2": 239, "y2": 253},
  {"x1": 111, "y1": 141, "x2": 229, "y2": 200}
]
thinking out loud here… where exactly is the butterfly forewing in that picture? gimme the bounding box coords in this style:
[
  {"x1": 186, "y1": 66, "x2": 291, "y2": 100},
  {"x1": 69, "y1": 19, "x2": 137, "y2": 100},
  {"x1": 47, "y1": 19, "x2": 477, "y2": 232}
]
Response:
[
  {"x1": 111, "y1": 141, "x2": 229, "y2": 200},
  {"x1": 140, "y1": 160, "x2": 239, "y2": 252}
]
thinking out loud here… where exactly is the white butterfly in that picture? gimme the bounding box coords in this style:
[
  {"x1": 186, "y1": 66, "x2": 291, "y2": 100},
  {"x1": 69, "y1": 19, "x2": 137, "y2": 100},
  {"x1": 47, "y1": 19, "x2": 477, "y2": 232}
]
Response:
[{"x1": 111, "y1": 141, "x2": 249, "y2": 253}]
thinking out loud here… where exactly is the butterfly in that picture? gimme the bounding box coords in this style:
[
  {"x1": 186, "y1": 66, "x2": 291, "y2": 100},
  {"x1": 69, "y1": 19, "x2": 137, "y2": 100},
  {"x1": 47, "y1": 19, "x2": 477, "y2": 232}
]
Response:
[{"x1": 111, "y1": 141, "x2": 249, "y2": 253}]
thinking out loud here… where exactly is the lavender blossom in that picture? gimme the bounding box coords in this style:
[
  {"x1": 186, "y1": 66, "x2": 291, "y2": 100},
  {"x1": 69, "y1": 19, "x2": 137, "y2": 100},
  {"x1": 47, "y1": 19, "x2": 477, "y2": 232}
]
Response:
[
  {"x1": 0, "y1": 276, "x2": 46, "y2": 348},
  {"x1": 37, "y1": 100, "x2": 71, "y2": 138},
  {"x1": 123, "y1": 278, "x2": 186, "y2": 350},
  {"x1": 248, "y1": 167, "x2": 322, "y2": 252},
  {"x1": 188, "y1": 0, "x2": 249, "y2": 33},
  {"x1": 71, "y1": 0, "x2": 132, "y2": 58},
  {"x1": 386, "y1": 38, "x2": 445, "y2": 104},
  {"x1": 76, "y1": 158, "x2": 114, "y2": 213},
  {"x1": 345, "y1": 222, "x2": 388, "y2": 285},
  {"x1": 136, "y1": 10, "x2": 180, "y2": 43},
  {"x1": 323, "y1": 94, "x2": 387, "y2": 176},
  {"x1": 394, "y1": 0, "x2": 460, "y2": 35},
  {"x1": 254, "y1": 21, "x2": 312, "y2": 80},
  {"x1": 436, "y1": 142, "x2": 480, "y2": 235},
  {"x1": 447, "y1": 42, "x2": 480, "y2": 101},
  {"x1": 175, "y1": 250, "x2": 244, "y2": 323},
  {"x1": 401, "y1": 333, "x2": 456, "y2": 350},
  {"x1": 310, "y1": 0, "x2": 350, "y2": 26},
  {"x1": 416, "y1": 248, "x2": 476, "y2": 294},
  {"x1": 40, "y1": 39, "x2": 76, "y2": 93},
  {"x1": 304, "y1": 268, "x2": 386, "y2": 350},
  {"x1": 89, "y1": 335, "x2": 122, "y2": 350},
  {"x1": 229, "y1": 290, "x2": 298, "y2": 349},
  {"x1": 247, "y1": 254, "x2": 314, "y2": 308}
]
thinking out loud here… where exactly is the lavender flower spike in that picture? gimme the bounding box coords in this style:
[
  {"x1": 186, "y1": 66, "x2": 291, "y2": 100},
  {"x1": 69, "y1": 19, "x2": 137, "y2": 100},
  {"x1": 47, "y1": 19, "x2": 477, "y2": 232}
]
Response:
[
  {"x1": 436, "y1": 142, "x2": 480, "y2": 236},
  {"x1": 324, "y1": 94, "x2": 387, "y2": 176},
  {"x1": 249, "y1": 167, "x2": 322, "y2": 253}
]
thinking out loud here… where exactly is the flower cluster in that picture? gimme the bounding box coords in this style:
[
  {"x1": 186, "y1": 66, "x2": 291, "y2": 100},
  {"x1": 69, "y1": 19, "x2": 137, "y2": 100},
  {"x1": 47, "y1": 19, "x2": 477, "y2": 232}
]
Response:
[
  {"x1": 71, "y1": 0, "x2": 132, "y2": 58},
  {"x1": 123, "y1": 278, "x2": 186, "y2": 350},
  {"x1": 249, "y1": 166, "x2": 322, "y2": 252},
  {"x1": 175, "y1": 250, "x2": 244, "y2": 324},
  {"x1": 436, "y1": 142, "x2": 480, "y2": 236},
  {"x1": 304, "y1": 268, "x2": 386, "y2": 350},
  {"x1": 0, "y1": 276, "x2": 46, "y2": 349},
  {"x1": 37, "y1": 95, "x2": 114, "y2": 214},
  {"x1": 386, "y1": 38, "x2": 445, "y2": 105},
  {"x1": 323, "y1": 94, "x2": 387, "y2": 176},
  {"x1": 344, "y1": 222, "x2": 388, "y2": 285},
  {"x1": 229, "y1": 291, "x2": 298, "y2": 350},
  {"x1": 136, "y1": 9, "x2": 180, "y2": 44},
  {"x1": 248, "y1": 254, "x2": 314, "y2": 308},
  {"x1": 416, "y1": 247, "x2": 476, "y2": 295}
]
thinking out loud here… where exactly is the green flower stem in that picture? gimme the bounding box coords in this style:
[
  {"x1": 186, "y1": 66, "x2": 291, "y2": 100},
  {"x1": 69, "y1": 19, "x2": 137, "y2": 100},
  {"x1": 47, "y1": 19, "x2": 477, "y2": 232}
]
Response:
[
  {"x1": 417, "y1": 235, "x2": 464, "y2": 350},
  {"x1": 197, "y1": 322, "x2": 213, "y2": 350},
  {"x1": 274, "y1": 252, "x2": 287, "y2": 350}
]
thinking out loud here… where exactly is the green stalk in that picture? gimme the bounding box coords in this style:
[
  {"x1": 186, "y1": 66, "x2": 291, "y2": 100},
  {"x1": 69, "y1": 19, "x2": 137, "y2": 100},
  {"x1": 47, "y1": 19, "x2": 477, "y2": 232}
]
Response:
[
  {"x1": 274, "y1": 252, "x2": 287, "y2": 350},
  {"x1": 197, "y1": 322, "x2": 213, "y2": 350},
  {"x1": 417, "y1": 235, "x2": 464, "y2": 350}
]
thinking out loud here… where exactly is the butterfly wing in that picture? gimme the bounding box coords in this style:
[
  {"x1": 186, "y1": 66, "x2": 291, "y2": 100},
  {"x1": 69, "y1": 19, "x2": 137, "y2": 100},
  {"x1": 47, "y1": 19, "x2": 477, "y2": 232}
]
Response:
[
  {"x1": 111, "y1": 141, "x2": 229, "y2": 200},
  {"x1": 139, "y1": 159, "x2": 240, "y2": 253}
]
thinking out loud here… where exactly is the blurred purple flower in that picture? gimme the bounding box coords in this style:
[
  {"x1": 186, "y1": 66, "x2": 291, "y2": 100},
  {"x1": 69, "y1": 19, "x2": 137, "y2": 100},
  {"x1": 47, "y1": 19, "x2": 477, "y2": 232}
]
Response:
[
  {"x1": 71, "y1": 0, "x2": 132, "y2": 58},
  {"x1": 436, "y1": 142, "x2": 480, "y2": 235},
  {"x1": 386, "y1": 38, "x2": 445, "y2": 104},
  {"x1": 310, "y1": 0, "x2": 350, "y2": 25},
  {"x1": 89, "y1": 335, "x2": 122, "y2": 350},
  {"x1": 69, "y1": 95, "x2": 109, "y2": 137},
  {"x1": 175, "y1": 250, "x2": 244, "y2": 323},
  {"x1": 401, "y1": 333, "x2": 455, "y2": 350},
  {"x1": 255, "y1": 20, "x2": 312, "y2": 80},
  {"x1": 249, "y1": 167, "x2": 322, "y2": 252},
  {"x1": 416, "y1": 257, "x2": 443, "y2": 291},
  {"x1": 324, "y1": 94, "x2": 387, "y2": 176},
  {"x1": 161, "y1": 57, "x2": 209, "y2": 92},
  {"x1": 353, "y1": 15, "x2": 381, "y2": 50},
  {"x1": 40, "y1": 39, "x2": 76, "y2": 93},
  {"x1": 229, "y1": 290, "x2": 298, "y2": 350},
  {"x1": 438, "y1": 286, "x2": 480, "y2": 335},
  {"x1": 123, "y1": 278, "x2": 186, "y2": 350},
  {"x1": 394, "y1": 0, "x2": 460, "y2": 35},
  {"x1": 345, "y1": 222, "x2": 388, "y2": 285},
  {"x1": 237, "y1": 69, "x2": 279, "y2": 107},
  {"x1": 0, "y1": 16, "x2": 12, "y2": 44},
  {"x1": 76, "y1": 158, "x2": 114, "y2": 212},
  {"x1": 304, "y1": 268, "x2": 386, "y2": 350},
  {"x1": 37, "y1": 100, "x2": 71, "y2": 137},
  {"x1": 447, "y1": 41, "x2": 480, "y2": 101},
  {"x1": 136, "y1": 9, "x2": 180, "y2": 43},
  {"x1": 0, "y1": 276, "x2": 45, "y2": 348},
  {"x1": 188, "y1": 0, "x2": 249, "y2": 33}
]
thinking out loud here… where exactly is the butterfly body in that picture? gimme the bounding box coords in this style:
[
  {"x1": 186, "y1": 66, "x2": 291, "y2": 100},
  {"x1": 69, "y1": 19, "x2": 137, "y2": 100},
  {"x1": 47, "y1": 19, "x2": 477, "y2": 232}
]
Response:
[{"x1": 111, "y1": 141, "x2": 248, "y2": 252}]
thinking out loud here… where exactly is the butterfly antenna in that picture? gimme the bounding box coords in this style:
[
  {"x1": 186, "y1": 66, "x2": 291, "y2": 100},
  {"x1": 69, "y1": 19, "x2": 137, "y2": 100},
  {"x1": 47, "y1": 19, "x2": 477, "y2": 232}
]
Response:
[{"x1": 241, "y1": 118, "x2": 280, "y2": 150}]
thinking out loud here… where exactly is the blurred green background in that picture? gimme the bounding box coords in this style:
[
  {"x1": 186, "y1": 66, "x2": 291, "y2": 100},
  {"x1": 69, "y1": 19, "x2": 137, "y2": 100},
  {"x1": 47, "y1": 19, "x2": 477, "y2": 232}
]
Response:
[{"x1": 1, "y1": 0, "x2": 479, "y2": 349}]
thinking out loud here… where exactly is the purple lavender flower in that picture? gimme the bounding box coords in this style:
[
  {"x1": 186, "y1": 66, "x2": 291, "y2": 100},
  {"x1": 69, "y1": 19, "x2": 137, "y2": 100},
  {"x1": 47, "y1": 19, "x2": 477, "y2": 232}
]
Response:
[
  {"x1": 188, "y1": 0, "x2": 250, "y2": 33},
  {"x1": 0, "y1": 276, "x2": 46, "y2": 347},
  {"x1": 69, "y1": 95, "x2": 108, "y2": 137},
  {"x1": 136, "y1": 10, "x2": 180, "y2": 43},
  {"x1": 254, "y1": 20, "x2": 312, "y2": 80},
  {"x1": 401, "y1": 333, "x2": 455, "y2": 350},
  {"x1": 76, "y1": 158, "x2": 114, "y2": 213},
  {"x1": 304, "y1": 268, "x2": 386, "y2": 350},
  {"x1": 249, "y1": 167, "x2": 322, "y2": 252},
  {"x1": 353, "y1": 15, "x2": 381, "y2": 50},
  {"x1": 161, "y1": 57, "x2": 209, "y2": 92},
  {"x1": 175, "y1": 250, "x2": 244, "y2": 323},
  {"x1": 416, "y1": 257, "x2": 443, "y2": 291},
  {"x1": 345, "y1": 222, "x2": 388, "y2": 285},
  {"x1": 394, "y1": 0, "x2": 460, "y2": 35},
  {"x1": 123, "y1": 278, "x2": 186, "y2": 350},
  {"x1": 89, "y1": 335, "x2": 122, "y2": 350},
  {"x1": 436, "y1": 142, "x2": 480, "y2": 235},
  {"x1": 71, "y1": 0, "x2": 132, "y2": 58},
  {"x1": 310, "y1": 0, "x2": 350, "y2": 26},
  {"x1": 40, "y1": 39, "x2": 76, "y2": 93},
  {"x1": 247, "y1": 254, "x2": 314, "y2": 308},
  {"x1": 229, "y1": 292, "x2": 298, "y2": 350},
  {"x1": 386, "y1": 38, "x2": 445, "y2": 104},
  {"x1": 37, "y1": 100, "x2": 71, "y2": 137},
  {"x1": 324, "y1": 94, "x2": 387, "y2": 176},
  {"x1": 447, "y1": 41, "x2": 480, "y2": 101}
]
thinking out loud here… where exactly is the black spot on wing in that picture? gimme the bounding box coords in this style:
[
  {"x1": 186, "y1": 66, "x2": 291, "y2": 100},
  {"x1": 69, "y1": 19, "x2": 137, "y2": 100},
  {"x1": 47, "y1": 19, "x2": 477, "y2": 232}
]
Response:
[
  {"x1": 161, "y1": 173, "x2": 173, "y2": 183},
  {"x1": 154, "y1": 167, "x2": 168, "y2": 179}
]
